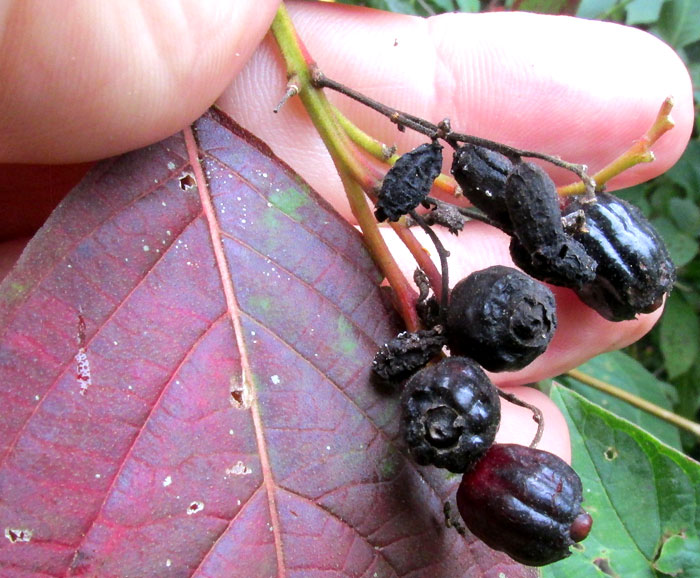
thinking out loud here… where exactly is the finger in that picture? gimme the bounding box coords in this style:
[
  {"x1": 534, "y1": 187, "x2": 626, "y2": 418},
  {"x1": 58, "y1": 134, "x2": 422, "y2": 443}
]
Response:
[
  {"x1": 496, "y1": 386, "x2": 571, "y2": 463},
  {"x1": 0, "y1": 0, "x2": 280, "y2": 163},
  {"x1": 220, "y1": 2, "x2": 693, "y2": 223},
  {"x1": 383, "y1": 222, "x2": 661, "y2": 387}
]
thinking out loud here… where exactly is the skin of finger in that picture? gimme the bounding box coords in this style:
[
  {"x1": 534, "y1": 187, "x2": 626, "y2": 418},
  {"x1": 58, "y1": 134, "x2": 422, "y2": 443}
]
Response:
[
  {"x1": 220, "y1": 1, "x2": 693, "y2": 224},
  {"x1": 383, "y1": 221, "x2": 662, "y2": 388},
  {"x1": 0, "y1": 0, "x2": 281, "y2": 163},
  {"x1": 496, "y1": 385, "x2": 571, "y2": 463}
]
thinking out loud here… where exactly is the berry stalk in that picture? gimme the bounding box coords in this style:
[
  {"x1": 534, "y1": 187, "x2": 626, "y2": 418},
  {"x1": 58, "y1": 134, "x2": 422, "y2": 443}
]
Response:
[
  {"x1": 270, "y1": 5, "x2": 420, "y2": 330},
  {"x1": 558, "y1": 97, "x2": 676, "y2": 196}
]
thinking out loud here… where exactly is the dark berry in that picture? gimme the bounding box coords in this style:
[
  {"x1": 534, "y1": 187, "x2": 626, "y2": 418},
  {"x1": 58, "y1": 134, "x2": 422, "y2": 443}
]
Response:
[
  {"x1": 446, "y1": 266, "x2": 557, "y2": 372},
  {"x1": 505, "y1": 162, "x2": 597, "y2": 289},
  {"x1": 509, "y1": 235, "x2": 597, "y2": 290},
  {"x1": 456, "y1": 444, "x2": 593, "y2": 567},
  {"x1": 375, "y1": 142, "x2": 443, "y2": 222},
  {"x1": 401, "y1": 357, "x2": 500, "y2": 473},
  {"x1": 563, "y1": 192, "x2": 676, "y2": 321},
  {"x1": 372, "y1": 328, "x2": 447, "y2": 383},
  {"x1": 451, "y1": 144, "x2": 513, "y2": 232}
]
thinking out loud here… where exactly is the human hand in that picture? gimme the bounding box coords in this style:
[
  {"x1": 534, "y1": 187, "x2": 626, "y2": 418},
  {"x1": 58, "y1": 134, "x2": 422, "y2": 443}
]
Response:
[{"x1": 0, "y1": 1, "x2": 694, "y2": 462}]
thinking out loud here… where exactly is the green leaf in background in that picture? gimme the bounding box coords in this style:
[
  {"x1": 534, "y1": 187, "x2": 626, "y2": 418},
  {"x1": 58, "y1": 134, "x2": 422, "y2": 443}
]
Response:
[
  {"x1": 651, "y1": 216, "x2": 699, "y2": 267},
  {"x1": 544, "y1": 386, "x2": 700, "y2": 578},
  {"x1": 576, "y1": 0, "x2": 619, "y2": 19},
  {"x1": 669, "y1": 197, "x2": 700, "y2": 235},
  {"x1": 513, "y1": 0, "x2": 581, "y2": 14},
  {"x1": 664, "y1": 141, "x2": 700, "y2": 195},
  {"x1": 661, "y1": 291, "x2": 700, "y2": 378},
  {"x1": 654, "y1": 533, "x2": 700, "y2": 575},
  {"x1": 626, "y1": 0, "x2": 665, "y2": 24},
  {"x1": 653, "y1": 0, "x2": 700, "y2": 48},
  {"x1": 454, "y1": 0, "x2": 480, "y2": 11},
  {"x1": 560, "y1": 351, "x2": 681, "y2": 449}
]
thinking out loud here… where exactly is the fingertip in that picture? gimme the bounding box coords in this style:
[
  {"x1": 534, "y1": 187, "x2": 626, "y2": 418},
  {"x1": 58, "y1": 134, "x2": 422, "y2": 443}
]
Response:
[
  {"x1": 0, "y1": 0, "x2": 280, "y2": 163},
  {"x1": 496, "y1": 385, "x2": 571, "y2": 463}
]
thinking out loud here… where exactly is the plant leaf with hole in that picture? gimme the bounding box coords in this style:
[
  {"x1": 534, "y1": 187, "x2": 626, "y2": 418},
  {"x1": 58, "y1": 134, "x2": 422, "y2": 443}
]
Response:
[
  {"x1": 0, "y1": 108, "x2": 536, "y2": 577},
  {"x1": 544, "y1": 385, "x2": 700, "y2": 578}
]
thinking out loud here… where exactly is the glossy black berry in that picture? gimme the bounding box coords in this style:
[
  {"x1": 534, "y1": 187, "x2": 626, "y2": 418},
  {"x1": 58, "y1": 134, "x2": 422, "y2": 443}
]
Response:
[
  {"x1": 456, "y1": 443, "x2": 593, "y2": 567},
  {"x1": 563, "y1": 192, "x2": 676, "y2": 321},
  {"x1": 505, "y1": 162, "x2": 597, "y2": 289},
  {"x1": 401, "y1": 357, "x2": 500, "y2": 473},
  {"x1": 375, "y1": 142, "x2": 443, "y2": 222},
  {"x1": 451, "y1": 144, "x2": 513, "y2": 232},
  {"x1": 446, "y1": 266, "x2": 557, "y2": 372}
]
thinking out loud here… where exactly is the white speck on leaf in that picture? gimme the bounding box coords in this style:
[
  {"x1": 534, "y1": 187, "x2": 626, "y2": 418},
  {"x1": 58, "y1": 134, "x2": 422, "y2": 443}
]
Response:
[
  {"x1": 270, "y1": 375, "x2": 280, "y2": 385},
  {"x1": 226, "y1": 461, "x2": 252, "y2": 476},
  {"x1": 163, "y1": 475, "x2": 172, "y2": 487},
  {"x1": 4, "y1": 528, "x2": 33, "y2": 543},
  {"x1": 76, "y1": 348, "x2": 92, "y2": 396}
]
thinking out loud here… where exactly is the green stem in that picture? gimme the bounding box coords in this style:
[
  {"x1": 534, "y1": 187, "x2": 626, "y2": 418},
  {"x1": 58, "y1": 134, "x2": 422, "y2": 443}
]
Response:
[
  {"x1": 558, "y1": 97, "x2": 675, "y2": 196},
  {"x1": 270, "y1": 5, "x2": 419, "y2": 330},
  {"x1": 566, "y1": 368, "x2": 700, "y2": 439}
]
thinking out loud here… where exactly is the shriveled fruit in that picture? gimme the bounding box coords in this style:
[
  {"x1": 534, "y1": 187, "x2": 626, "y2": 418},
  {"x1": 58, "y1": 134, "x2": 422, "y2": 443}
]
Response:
[
  {"x1": 375, "y1": 142, "x2": 443, "y2": 222},
  {"x1": 401, "y1": 357, "x2": 500, "y2": 473},
  {"x1": 457, "y1": 443, "x2": 593, "y2": 567},
  {"x1": 372, "y1": 328, "x2": 446, "y2": 383},
  {"x1": 451, "y1": 144, "x2": 513, "y2": 232},
  {"x1": 446, "y1": 266, "x2": 557, "y2": 372},
  {"x1": 505, "y1": 162, "x2": 596, "y2": 289},
  {"x1": 563, "y1": 192, "x2": 676, "y2": 321}
]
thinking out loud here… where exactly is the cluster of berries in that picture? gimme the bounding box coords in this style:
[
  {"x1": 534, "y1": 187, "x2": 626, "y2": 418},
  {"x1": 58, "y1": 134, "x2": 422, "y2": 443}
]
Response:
[{"x1": 371, "y1": 139, "x2": 675, "y2": 566}]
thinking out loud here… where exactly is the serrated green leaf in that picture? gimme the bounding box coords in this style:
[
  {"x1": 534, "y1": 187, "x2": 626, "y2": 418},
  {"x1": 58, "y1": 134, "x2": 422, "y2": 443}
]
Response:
[
  {"x1": 651, "y1": 216, "x2": 699, "y2": 267},
  {"x1": 653, "y1": 0, "x2": 700, "y2": 48},
  {"x1": 626, "y1": 0, "x2": 665, "y2": 25},
  {"x1": 669, "y1": 197, "x2": 700, "y2": 235},
  {"x1": 654, "y1": 533, "x2": 700, "y2": 575},
  {"x1": 544, "y1": 386, "x2": 700, "y2": 578},
  {"x1": 560, "y1": 351, "x2": 681, "y2": 449},
  {"x1": 661, "y1": 292, "x2": 700, "y2": 378}
]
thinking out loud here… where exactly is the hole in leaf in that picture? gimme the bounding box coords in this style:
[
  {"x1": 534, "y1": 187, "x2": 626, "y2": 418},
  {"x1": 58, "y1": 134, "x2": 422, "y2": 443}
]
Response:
[
  {"x1": 593, "y1": 557, "x2": 619, "y2": 577},
  {"x1": 229, "y1": 377, "x2": 249, "y2": 409},
  {"x1": 4, "y1": 528, "x2": 33, "y2": 543},
  {"x1": 231, "y1": 389, "x2": 243, "y2": 406},
  {"x1": 187, "y1": 501, "x2": 204, "y2": 515},
  {"x1": 604, "y1": 447, "x2": 618, "y2": 461},
  {"x1": 178, "y1": 173, "x2": 196, "y2": 190}
]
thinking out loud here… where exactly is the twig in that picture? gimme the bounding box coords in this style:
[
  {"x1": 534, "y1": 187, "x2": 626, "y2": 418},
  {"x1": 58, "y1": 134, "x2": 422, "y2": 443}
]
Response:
[
  {"x1": 498, "y1": 390, "x2": 545, "y2": 448},
  {"x1": 566, "y1": 368, "x2": 700, "y2": 439}
]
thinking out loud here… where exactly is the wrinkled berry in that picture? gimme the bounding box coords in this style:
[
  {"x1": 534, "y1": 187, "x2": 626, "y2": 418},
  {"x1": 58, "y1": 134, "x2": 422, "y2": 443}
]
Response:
[
  {"x1": 505, "y1": 162, "x2": 597, "y2": 289},
  {"x1": 451, "y1": 144, "x2": 513, "y2": 232},
  {"x1": 401, "y1": 357, "x2": 500, "y2": 473},
  {"x1": 375, "y1": 142, "x2": 443, "y2": 222},
  {"x1": 446, "y1": 266, "x2": 557, "y2": 372},
  {"x1": 563, "y1": 192, "x2": 676, "y2": 321},
  {"x1": 509, "y1": 235, "x2": 597, "y2": 290},
  {"x1": 372, "y1": 329, "x2": 446, "y2": 383},
  {"x1": 457, "y1": 444, "x2": 593, "y2": 567}
]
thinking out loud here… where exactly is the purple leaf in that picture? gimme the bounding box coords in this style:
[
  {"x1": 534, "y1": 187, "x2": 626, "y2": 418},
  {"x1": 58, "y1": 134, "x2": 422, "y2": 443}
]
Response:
[{"x1": 0, "y1": 108, "x2": 535, "y2": 577}]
